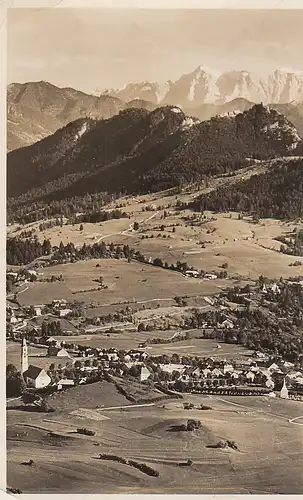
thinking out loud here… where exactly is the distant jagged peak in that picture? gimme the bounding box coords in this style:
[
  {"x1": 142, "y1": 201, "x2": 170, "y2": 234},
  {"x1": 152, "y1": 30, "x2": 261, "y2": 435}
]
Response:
[
  {"x1": 275, "y1": 67, "x2": 303, "y2": 77},
  {"x1": 192, "y1": 64, "x2": 221, "y2": 79}
]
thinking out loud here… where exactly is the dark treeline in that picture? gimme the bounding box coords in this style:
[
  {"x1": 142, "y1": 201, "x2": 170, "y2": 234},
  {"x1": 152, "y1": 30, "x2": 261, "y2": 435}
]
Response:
[
  {"x1": 187, "y1": 158, "x2": 303, "y2": 219},
  {"x1": 7, "y1": 192, "x2": 121, "y2": 224},
  {"x1": 7, "y1": 237, "x2": 51, "y2": 265},
  {"x1": 7, "y1": 235, "x2": 216, "y2": 282},
  {"x1": 76, "y1": 209, "x2": 128, "y2": 224},
  {"x1": 277, "y1": 229, "x2": 303, "y2": 257}
]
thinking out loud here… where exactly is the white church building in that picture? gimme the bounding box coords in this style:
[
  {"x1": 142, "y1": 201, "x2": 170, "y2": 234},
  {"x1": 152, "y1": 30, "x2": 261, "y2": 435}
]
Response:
[{"x1": 21, "y1": 337, "x2": 51, "y2": 389}]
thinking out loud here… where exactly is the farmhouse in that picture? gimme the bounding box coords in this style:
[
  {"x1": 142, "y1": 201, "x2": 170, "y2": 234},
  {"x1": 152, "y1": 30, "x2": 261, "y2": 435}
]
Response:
[
  {"x1": 40, "y1": 336, "x2": 61, "y2": 347},
  {"x1": 47, "y1": 346, "x2": 71, "y2": 358},
  {"x1": 184, "y1": 270, "x2": 200, "y2": 278},
  {"x1": 23, "y1": 365, "x2": 51, "y2": 389}
]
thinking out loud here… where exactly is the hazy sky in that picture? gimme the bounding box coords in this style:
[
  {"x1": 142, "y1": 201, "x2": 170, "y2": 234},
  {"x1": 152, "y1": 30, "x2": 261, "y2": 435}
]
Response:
[{"x1": 7, "y1": 8, "x2": 303, "y2": 94}]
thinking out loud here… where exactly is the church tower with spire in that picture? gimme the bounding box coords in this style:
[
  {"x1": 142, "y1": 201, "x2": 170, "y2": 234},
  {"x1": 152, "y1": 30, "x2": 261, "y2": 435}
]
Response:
[
  {"x1": 21, "y1": 336, "x2": 28, "y2": 374},
  {"x1": 280, "y1": 378, "x2": 289, "y2": 399}
]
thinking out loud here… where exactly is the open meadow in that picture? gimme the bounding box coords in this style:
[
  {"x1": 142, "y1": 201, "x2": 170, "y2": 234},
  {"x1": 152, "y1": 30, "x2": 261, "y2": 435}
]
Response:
[
  {"x1": 7, "y1": 383, "x2": 303, "y2": 494},
  {"x1": 8, "y1": 199, "x2": 303, "y2": 282},
  {"x1": 17, "y1": 258, "x2": 228, "y2": 307}
]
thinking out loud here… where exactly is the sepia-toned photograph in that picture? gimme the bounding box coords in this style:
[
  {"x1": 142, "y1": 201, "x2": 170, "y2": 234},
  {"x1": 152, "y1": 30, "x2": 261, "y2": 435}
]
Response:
[{"x1": 5, "y1": 5, "x2": 303, "y2": 495}]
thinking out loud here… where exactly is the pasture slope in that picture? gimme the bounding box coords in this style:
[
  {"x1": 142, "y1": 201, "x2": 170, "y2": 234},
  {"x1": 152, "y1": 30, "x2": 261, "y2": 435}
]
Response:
[{"x1": 7, "y1": 382, "x2": 303, "y2": 494}]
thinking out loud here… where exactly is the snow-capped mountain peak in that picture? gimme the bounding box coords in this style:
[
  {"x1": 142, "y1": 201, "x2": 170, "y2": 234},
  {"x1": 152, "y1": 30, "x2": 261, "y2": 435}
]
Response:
[{"x1": 104, "y1": 68, "x2": 303, "y2": 108}]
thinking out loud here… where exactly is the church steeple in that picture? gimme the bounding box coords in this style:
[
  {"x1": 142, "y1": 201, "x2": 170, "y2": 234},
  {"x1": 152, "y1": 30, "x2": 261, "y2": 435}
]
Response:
[
  {"x1": 280, "y1": 377, "x2": 289, "y2": 399},
  {"x1": 21, "y1": 336, "x2": 28, "y2": 374}
]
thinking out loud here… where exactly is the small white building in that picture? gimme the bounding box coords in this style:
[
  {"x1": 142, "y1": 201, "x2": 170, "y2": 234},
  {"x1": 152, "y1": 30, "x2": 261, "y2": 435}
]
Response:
[
  {"x1": 140, "y1": 366, "x2": 151, "y2": 382},
  {"x1": 245, "y1": 371, "x2": 255, "y2": 382},
  {"x1": 211, "y1": 368, "x2": 223, "y2": 377},
  {"x1": 185, "y1": 270, "x2": 200, "y2": 278},
  {"x1": 10, "y1": 314, "x2": 18, "y2": 324},
  {"x1": 59, "y1": 308, "x2": 73, "y2": 318},
  {"x1": 47, "y1": 346, "x2": 70, "y2": 358},
  {"x1": 220, "y1": 319, "x2": 234, "y2": 329},
  {"x1": 265, "y1": 379, "x2": 275, "y2": 389},
  {"x1": 23, "y1": 365, "x2": 51, "y2": 389},
  {"x1": 28, "y1": 270, "x2": 38, "y2": 277},
  {"x1": 57, "y1": 379, "x2": 75, "y2": 390},
  {"x1": 52, "y1": 299, "x2": 67, "y2": 308},
  {"x1": 205, "y1": 274, "x2": 218, "y2": 280},
  {"x1": 223, "y1": 364, "x2": 234, "y2": 374},
  {"x1": 34, "y1": 306, "x2": 42, "y2": 316},
  {"x1": 271, "y1": 283, "x2": 281, "y2": 294},
  {"x1": 160, "y1": 364, "x2": 185, "y2": 374}
]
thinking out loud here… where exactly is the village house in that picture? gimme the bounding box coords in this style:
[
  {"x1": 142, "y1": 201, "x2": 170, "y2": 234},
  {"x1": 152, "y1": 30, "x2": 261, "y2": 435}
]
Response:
[
  {"x1": 57, "y1": 379, "x2": 75, "y2": 390},
  {"x1": 23, "y1": 365, "x2": 51, "y2": 389},
  {"x1": 52, "y1": 299, "x2": 67, "y2": 310},
  {"x1": 140, "y1": 366, "x2": 151, "y2": 382},
  {"x1": 34, "y1": 306, "x2": 42, "y2": 316},
  {"x1": 59, "y1": 308, "x2": 73, "y2": 318},
  {"x1": 160, "y1": 363, "x2": 185, "y2": 375},
  {"x1": 40, "y1": 336, "x2": 61, "y2": 347},
  {"x1": 47, "y1": 346, "x2": 71, "y2": 358},
  {"x1": 271, "y1": 283, "x2": 281, "y2": 294},
  {"x1": 245, "y1": 371, "x2": 256, "y2": 383},
  {"x1": 28, "y1": 270, "x2": 38, "y2": 277},
  {"x1": 219, "y1": 319, "x2": 234, "y2": 329},
  {"x1": 9, "y1": 311, "x2": 19, "y2": 324},
  {"x1": 211, "y1": 368, "x2": 223, "y2": 378},
  {"x1": 223, "y1": 363, "x2": 234, "y2": 374},
  {"x1": 265, "y1": 379, "x2": 275, "y2": 389},
  {"x1": 267, "y1": 362, "x2": 282, "y2": 373},
  {"x1": 202, "y1": 368, "x2": 211, "y2": 377}
]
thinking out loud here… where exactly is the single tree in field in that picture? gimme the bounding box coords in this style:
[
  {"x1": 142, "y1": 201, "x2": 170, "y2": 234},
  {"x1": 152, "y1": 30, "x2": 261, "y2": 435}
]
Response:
[{"x1": 133, "y1": 221, "x2": 139, "y2": 231}]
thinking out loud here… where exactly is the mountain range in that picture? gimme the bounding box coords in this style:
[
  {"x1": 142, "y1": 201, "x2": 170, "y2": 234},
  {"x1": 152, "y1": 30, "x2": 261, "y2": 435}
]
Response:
[
  {"x1": 7, "y1": 103, "x2": 303, "y2": 212},
  {"x1": 7, "y1": 81, "x2": 156, "y2": 151},
  {"x1": 108, "y1": 67, "x2": 303, "y2": 107},
  {"x1": 7, "y1": 71, "x2": 303, "y2": 151}
]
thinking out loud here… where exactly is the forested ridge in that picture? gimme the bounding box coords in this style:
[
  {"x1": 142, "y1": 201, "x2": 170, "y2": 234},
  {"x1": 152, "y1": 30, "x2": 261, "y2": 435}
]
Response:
[
  {"x1": 188, "y1": 157, "x2": 303, "y2": 219},
  {"x1": 7, "y1": 104, "x2": 302, "y2": 211}
]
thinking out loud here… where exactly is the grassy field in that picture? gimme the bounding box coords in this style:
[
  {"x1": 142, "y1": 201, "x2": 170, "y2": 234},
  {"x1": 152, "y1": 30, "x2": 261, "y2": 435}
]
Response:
[
  {"x1": 9, "y1": 198, "x2": 302, "y2": 282},
  {"x1": 53, "y1": 330, "x2": 173, "y2": 350},
  {"x1": 17, "y1": 258, "x2": 228, "y2": 307},
  {"x1": 51, "y1": 331, "x2": 253, "y2": 360},
  {"x1": 7, "y1": 384, "x2": 303, "y2": 494},
  {"x1": 145, "y1": 337, "x2": 253, "y2": 360}
]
